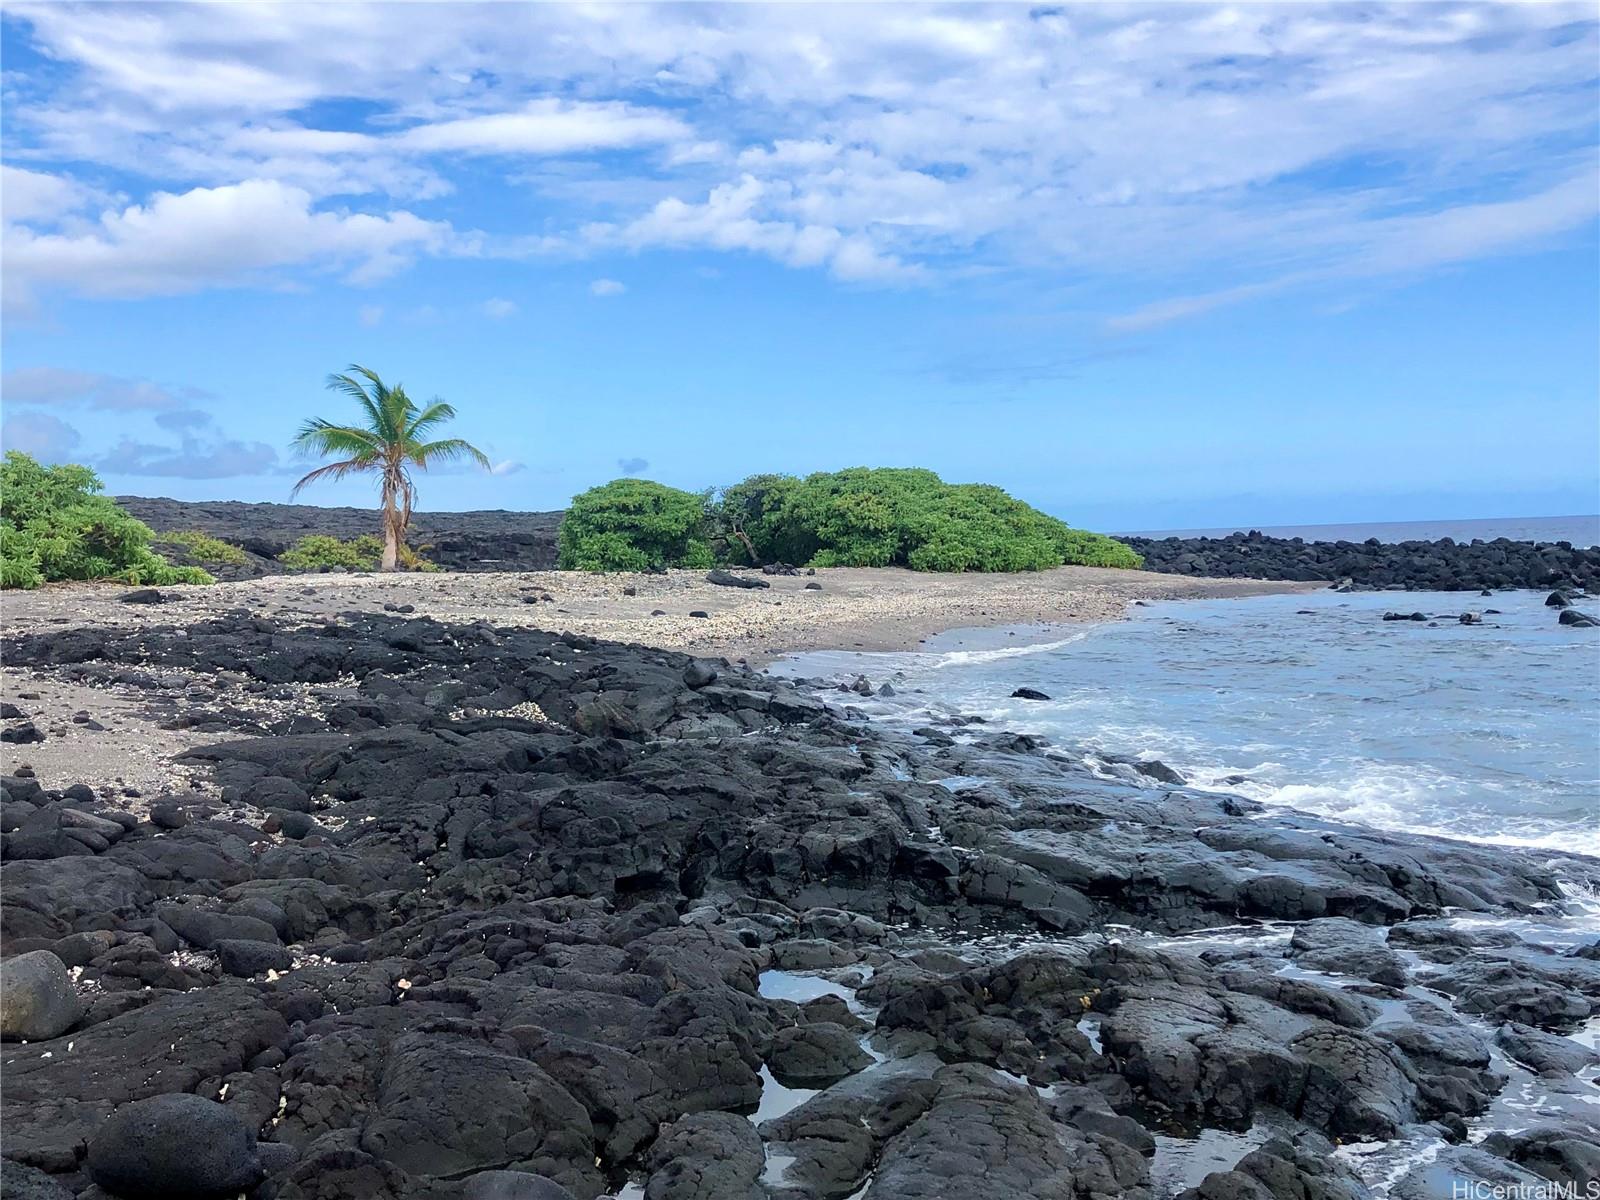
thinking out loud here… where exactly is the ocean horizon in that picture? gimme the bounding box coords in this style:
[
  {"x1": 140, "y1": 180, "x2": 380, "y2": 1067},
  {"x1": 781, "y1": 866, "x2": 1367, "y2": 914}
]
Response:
[{"x1": 1119, "y1": 514, "x2": 1600, "y2": 547}]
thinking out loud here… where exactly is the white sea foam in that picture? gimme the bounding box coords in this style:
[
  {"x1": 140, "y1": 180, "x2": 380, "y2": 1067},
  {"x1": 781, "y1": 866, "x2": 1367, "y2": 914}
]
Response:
[{"x1": 925, "y1": 630, "x2": 1092, "y2": 669}]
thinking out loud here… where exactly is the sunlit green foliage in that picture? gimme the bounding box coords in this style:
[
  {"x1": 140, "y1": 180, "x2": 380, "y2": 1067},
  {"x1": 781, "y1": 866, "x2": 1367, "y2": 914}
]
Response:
[
  {"x1": 278, "y1": 534, "x2": 436, "y2": 572},
  {"x1": 0, "y1": 452, "x2": 214, "y2": 589},
  {"x1": 157, "y1": 529, "x2": 249, "y2": 566},
  {"x1": 562, "y1": 467, "x2": 1140, "y2": 573},
  {"x1": 713, "y1": 467, "x2": 1142, "y2": 572},
  {"x1": 558, "y1": 478, "x2": 716, "y2": 572}
]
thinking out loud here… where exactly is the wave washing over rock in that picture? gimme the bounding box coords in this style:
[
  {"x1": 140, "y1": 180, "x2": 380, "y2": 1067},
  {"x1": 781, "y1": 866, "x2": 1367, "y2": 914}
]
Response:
[
  {"x1": 1121, "y1": 529, "x2": 1600, "y2": 592},
  {"x1": 2, "y1": 611, "x2": 1598, "y2": 1199}
]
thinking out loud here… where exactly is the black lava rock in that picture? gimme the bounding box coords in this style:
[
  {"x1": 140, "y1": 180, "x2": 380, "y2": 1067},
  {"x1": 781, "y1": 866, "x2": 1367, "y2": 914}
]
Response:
[
  {"x1": 1121, "y1": 531, "x2": 1599, "y2": 592},
  {"x1": 705, "y1": 569, "x2": 770, "y2": 589},
  {"x1": 1011, "y1": 687, "x2": 1052, "y2": 700},
  {"x1": 215, "y1": 939, "x2": 293, "y2": 977},
  {"x1": 683, "y1": 661, "x2": 718, "y2": 689},
  {"x1": 86, "y1": 1093, "x2": 263, "y2": 1198}
]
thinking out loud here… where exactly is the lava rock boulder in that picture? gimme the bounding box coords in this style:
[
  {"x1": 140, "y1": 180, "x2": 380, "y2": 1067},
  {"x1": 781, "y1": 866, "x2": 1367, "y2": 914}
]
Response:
[
  {"x1": 0, "y1": 950, "x2": 81, "y2": 1041},
  {"x1": 86, "y1": 1093, "x2": 263, "y2": 1199}
]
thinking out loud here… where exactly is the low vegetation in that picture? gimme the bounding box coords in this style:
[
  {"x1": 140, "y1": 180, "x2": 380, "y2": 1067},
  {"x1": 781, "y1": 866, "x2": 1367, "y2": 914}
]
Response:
[
  {"x1": 154, "y1": 529, "x2": 249, "y2": 567},
  {"x1": 0, "y1": 452, "x2": 214, "y2": 590},
  {"x1": 560, "y1": 467, "x2": 1142, "y2": 573},
  {"x1": 558, "y1": 478, "x2": 716, "y2": 572},
  {"x1": 279, "y1": 534, "x2": 437, "y2": 573}
]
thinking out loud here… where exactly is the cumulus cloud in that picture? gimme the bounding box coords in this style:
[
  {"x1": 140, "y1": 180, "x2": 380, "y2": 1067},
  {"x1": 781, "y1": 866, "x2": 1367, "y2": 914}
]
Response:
[
  {"x1": 617, "y1": 456, "x2": 649, "y2": 475},
  {"x1": 588, "y1": 278, "x2": 626, "y2": 297},
  {"x1": 3, "y1": 180, "x2": 465, "y2": 310},
  {"x1": 2, "y1": 2, "x2": 1595, "y2": 311},
  {"x1": 1, "y1": 411, "x2": 82, "y2": 462}
]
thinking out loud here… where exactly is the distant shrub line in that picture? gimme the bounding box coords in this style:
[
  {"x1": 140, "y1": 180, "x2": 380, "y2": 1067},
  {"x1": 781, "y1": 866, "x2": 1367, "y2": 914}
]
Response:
[{"x1": 557, "y1": 467, "x2": 1141, "y2": 574}]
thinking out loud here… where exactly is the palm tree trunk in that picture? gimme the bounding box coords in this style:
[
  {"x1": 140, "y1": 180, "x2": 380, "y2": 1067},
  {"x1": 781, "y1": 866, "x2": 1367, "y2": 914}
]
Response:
[{"x1": 380, "y1": 479, "x2": 400, "y2": 572}]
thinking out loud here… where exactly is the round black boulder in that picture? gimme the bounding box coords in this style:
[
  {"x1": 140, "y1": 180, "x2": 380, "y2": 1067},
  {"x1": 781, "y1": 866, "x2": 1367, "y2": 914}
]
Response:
[{"x1": 86, "y1": 1093, "x2": 263, "y2": 1199}]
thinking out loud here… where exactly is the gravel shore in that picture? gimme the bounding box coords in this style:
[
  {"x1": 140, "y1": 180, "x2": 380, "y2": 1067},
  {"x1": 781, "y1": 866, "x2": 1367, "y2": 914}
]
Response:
[{"x1": 2, "y1": 564, "x2": 1311, "y2": 661}]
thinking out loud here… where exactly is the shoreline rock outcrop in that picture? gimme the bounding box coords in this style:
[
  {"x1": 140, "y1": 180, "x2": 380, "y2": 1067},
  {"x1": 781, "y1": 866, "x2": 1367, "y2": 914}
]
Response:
[
  {"x1": 1121, "y1": 529, "x2": 1599, "y2": 592},
  {"x1": 2, "y1": 611, "x2": 1596, "y2": 1198}
]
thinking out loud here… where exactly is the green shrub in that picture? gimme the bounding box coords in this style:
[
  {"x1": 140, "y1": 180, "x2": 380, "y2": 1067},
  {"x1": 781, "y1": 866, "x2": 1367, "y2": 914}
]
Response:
[
  {"x1": 277, "y1": 534, "x2": 437, "y2": 572},
  {"x1": 157, "y1": 529, "x2": 249, "y2": 566},
  {"x1": 558, "y1": 478, "x2": 715, "y2": 572},
  {"x1": 0, "y1": 452, "x2": 214, "y2": 589},
  {"x1": 279, "y1": 534, "x2": 375, "y2": 571},
  {"x1": 713, "y1": 467, "x2": 1142, "y2": 573}
]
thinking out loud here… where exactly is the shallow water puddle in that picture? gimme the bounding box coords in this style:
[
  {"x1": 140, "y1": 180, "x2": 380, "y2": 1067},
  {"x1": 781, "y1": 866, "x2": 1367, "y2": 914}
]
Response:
[
  {"x1": 753, "y1": 1065, "x2": 820, "y2": 1123},
  {"x1": 1151, "y1": 1124, "x2": 1270, "y2": 1194},
  {"x1": 758, "y1": 968, "x2": 855, "y2": 1004}
]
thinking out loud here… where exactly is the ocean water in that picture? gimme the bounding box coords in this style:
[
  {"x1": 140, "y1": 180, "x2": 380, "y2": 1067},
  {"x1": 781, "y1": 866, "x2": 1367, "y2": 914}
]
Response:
[
  {"x1": 1122, "y1": 514, "x2": 1600, "y2": 546},
  {"x1": 774, "y1": 588, "x2": 1600, "y2": 855}
]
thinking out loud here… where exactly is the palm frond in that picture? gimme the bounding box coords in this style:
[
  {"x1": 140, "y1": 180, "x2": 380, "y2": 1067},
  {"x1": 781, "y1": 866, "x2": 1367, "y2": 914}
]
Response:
[
  {"x1": 411, "y1": 437, "x2": 492, "y2": 471},
  {"x1": 405, "y1": 400, "x2": 459, "y2": 442},
  {"x1": 290, "y1": 459, "x2": 372, "y2": 498},
  {"x1": 292, "y1": 420, "x2": 385, "y2": 460},
  {"x1": 324, "y1": 371, "x2": 390, "y2": 438}
]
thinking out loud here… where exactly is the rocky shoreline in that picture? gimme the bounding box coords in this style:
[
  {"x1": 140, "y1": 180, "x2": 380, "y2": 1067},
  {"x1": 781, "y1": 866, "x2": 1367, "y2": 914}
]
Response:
[
  {"x1": 120, "y1": 495, "x2": 1600, "y2": 593},
  {"x1": 1123, "y1": 530, "x2": 1600, "y2": 592},
  {"x1": 2, "y1": 607, "x2": 1597, "y2": 1199}
]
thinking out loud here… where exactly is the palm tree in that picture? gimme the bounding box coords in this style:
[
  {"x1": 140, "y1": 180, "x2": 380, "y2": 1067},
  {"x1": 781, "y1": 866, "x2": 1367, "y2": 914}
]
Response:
[{"x1": 291, "y1": 365, "x2": 490, "y2": 571}]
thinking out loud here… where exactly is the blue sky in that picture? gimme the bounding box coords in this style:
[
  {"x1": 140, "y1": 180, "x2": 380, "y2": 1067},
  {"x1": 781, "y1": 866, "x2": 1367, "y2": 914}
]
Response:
[{"x1": 2, "y1": 2, "x2": 1596, "y2": 532}]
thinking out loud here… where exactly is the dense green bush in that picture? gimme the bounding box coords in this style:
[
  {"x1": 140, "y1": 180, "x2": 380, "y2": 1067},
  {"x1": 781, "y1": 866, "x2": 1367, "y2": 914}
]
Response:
[
  {"x1": 714, "y1": 467, "x2": 1142, "y2": 573},
  {"x1": 156, "y1": 529, "x2": 249, "y2": 566},
  {"x1": 0, "y1": 452, "x2": 214, "y2": 590},
  {"x1": 278, "y1": 534, "x2": 436, "y2": 572},
  {"x1": 562, "y1": 467, "x2": 1138, "y2": 573},
  {"x1": 558, "y1": 478, "x2": 715, "y2": 572}
]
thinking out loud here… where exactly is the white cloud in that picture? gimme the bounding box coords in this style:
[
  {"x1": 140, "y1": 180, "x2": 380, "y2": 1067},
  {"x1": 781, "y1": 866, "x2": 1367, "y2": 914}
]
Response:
[
  {"x1": 3, "y1": 2, "x2": 1594, "y2": 309},
  {"x1": 1, "y1": 165, "x2": 99, "y2": 223},
  {"x1": 588, "y1": 278, "x2": 626, "y2": 297},
  {"x1": 3, "y1": 180, "x2": 464, "y2": 309},
  {"x1": 399, "y1": 99, "x2": 688, "y2": 157},
  {"x1": 1107, "y1": 170, "x2": 1600, "y2": 331},
  {"x1": 489, "y1": 459, "x2": 525, "y2": 476},
  {"x1": 481, "y1": 297, "x2": 518, "y2": 318},
  {"x1": 358, "y1": 304, "x2": 385, "y2": 328}
]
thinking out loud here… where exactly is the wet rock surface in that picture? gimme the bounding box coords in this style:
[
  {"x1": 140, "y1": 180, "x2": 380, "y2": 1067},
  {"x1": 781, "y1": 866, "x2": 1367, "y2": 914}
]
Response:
[{"x1": 1, "y1": 609, "x2": 1596, "y2": 1197}]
